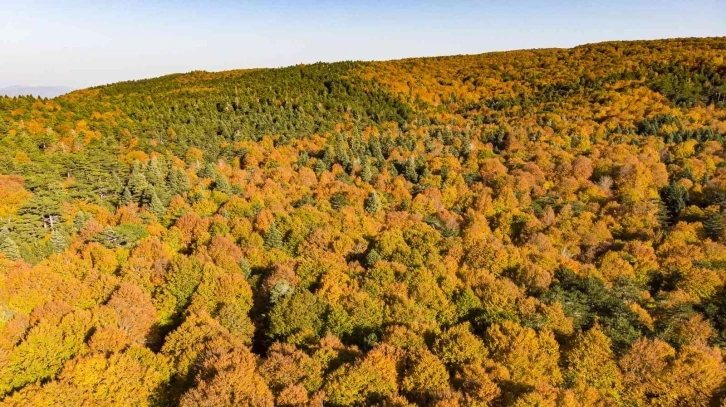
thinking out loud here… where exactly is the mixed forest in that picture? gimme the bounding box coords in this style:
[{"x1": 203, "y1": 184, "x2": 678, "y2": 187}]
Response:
[{"x1": 2, "y1": 37, "x2": 726, "y2": 406}]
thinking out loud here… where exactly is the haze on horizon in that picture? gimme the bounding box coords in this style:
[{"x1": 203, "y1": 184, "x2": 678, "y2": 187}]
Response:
[{"x1": 1, "y1": 0, "x2": 724, "y2": 91}]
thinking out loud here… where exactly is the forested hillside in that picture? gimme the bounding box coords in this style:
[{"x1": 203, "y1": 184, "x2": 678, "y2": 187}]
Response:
[{"x1": 1, "y1": 37, "x2": 726, "y2": 406}]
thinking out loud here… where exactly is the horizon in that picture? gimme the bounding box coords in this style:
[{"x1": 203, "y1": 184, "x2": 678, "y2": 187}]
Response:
[
  {"x1": 1, "y1": 0, "x2": 724, "y2": 89},
  {"x1": 2, "y1": 35, "x2": 724, "y2": 95}
]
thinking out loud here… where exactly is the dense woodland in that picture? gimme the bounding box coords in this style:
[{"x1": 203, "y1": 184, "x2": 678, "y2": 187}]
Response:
[{"x1": 1, "y1": 37, "x2": 726, "y2": 406}]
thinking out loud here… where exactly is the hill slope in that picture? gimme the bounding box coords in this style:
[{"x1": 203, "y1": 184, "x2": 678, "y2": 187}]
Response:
[{"x1": 1, "y1": 37, "x2": 726, "y2": 405}]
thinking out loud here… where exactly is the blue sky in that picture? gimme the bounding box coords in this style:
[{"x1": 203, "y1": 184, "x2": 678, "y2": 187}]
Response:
[{"x1": 1, "y1": 0, "x2": 724, "y2": 88}]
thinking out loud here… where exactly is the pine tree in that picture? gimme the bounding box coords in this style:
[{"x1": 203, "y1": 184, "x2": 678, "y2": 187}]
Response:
[
  {"x1": 145, "y1": 157, "x2": 164, "y2": 186},
  {"x1": 213, "y1": 173, "x2": 233, "y2": 195},
  {"x1": 239, "y1": 258, "x2": 252, "y2": 278},
  {"x1": 330, "y1": 192, "x2": 348, "y2": 211},
  {"x1": 361, "y1": 159, "x2": 373, "y2": 183},
  {"x1": 264, "y1": 222, "x2": 284, "y2": 250},
  {"x1": 127, "y1": 163, "x2": 149, "y2": 203},
  {"x1": 369, "y1": 135, "x2": 384, "y2": 162},
  {"x1": 405, "y1": 158, "x2": 419, "y2": 183},
  {"x1": 661, "y1": 182, "x2": 688, "y2": 222},
  {"x1": 167, "y1": 167, "x2": 191, "y2": 196},
  {"x1": 197, "y1": 163, "x2": 216, "y2": 179},
  {"x1": 50, "y1": 230, "x2": 69, "y2": 254},
  {"x1": 120, "y1": 187, "x2": 133, "y2": 205},
  {"x1": 0, "y1": 116, "x2": 8, "y2": 135},
  {"x1": 365, "y1": 191, "x2": 382, "y2": 214},
  {"x1": 73, "y1": 211, "x2": 91, "y2": 232},
  {"x1": 366, "y1": 249, "x2": 381, "y2": 267},
  {"x1": 0, "y1": 227, "x2": 21, "y2": 260},
  {"x1": 335, "y1": 133, "x2": 351, "y2": 169},
  {"x1": 148, "y1": 188, "x2": 166, "y2": 217},
  {"x1": 703, "y1": 211, "x2": 725, "y2": 241}
]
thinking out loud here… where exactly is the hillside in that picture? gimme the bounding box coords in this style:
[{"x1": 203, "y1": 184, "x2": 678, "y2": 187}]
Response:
[{"x1": 1, "y1": 37, "x2": 726, "y2": 405}]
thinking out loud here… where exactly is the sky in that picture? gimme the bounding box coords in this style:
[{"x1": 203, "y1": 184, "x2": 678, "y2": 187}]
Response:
[{"x1": 1, "y1": 0, "x2": 724, "y2": 89}]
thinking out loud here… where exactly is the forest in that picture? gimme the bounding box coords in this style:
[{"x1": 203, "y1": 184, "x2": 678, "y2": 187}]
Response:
[{"x1": 1, "y1": 37, "x2": 726, "y2": 406}]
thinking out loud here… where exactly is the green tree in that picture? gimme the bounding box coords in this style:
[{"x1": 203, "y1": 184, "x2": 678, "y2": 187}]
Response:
[
  {"x1": 330, "y1": 192, "x2": 348, "y2": 211},
  {"x1": 50, "y1": 230, "x2": 69, "y2": 254},
  {"x1": 0, "y1": 116, "x2": 8, "y2": 135},
  {"x1": 167, "y1": 167, "x2": 191, "y2": 196},
  {"x1": 145, "y1": 157, "x2": 165, "y2": 186},
  {"x1": 661, "y1": 181, "x2": 688, "y2": 222},
  {"x1": 264, "y1": 222, "x2": 284, "y2": 250},
  {"x1": 120, "y1": 187, "x2": 133, "y2": 205},
  {"x1": 127, "y1": 163, "x2": 150, "y2": 203},
  {"x1": 404, "y1": 158, "x2": 418, "y2": 183},
  {"x1": 148, "y1": 188, "x2": 166, "y2": 217},
  {"x1": 703, "y1": 210, "x2": 724, "y2": 241},
  {"x1": 0, "y1": 226, "x2": 21, "y2": 260},
  {"x1": 364, "y1": 191, "x2": 382, "y2": 214}
]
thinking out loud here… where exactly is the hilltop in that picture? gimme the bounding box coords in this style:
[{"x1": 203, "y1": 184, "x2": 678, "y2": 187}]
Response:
[
  {"x1": 0, "y1": 85, "x2": 74, "y2": 98},
  {"x1": 1, "y1": 37, "x2": 726, "y2": 406}
]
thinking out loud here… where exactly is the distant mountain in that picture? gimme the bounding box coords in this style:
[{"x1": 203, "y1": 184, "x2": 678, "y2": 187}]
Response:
[{"x1": 0, "y1": 85, "x2": 74, "y2": 98}]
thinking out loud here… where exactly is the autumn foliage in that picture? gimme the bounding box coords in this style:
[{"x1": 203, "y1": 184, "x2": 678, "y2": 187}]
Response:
[{"x1": 1, "y1": 37, "x2": 726, "y2": 405}]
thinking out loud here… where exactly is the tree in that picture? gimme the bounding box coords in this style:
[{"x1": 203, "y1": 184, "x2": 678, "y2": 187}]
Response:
[
  {"x1": 620, "y1": 337, "x2": 725, "y2": 406},
  {"x1": 361, "y1": 159, "x2": 373, "y2": 183},
  {"x1": 269, "y1": 290, "x2": 327, "y2": 345},
  {"x1": 127, "y1": 163, "x2": 150, "y2": 203},
  {"x1": 145, "y1": 157, "x2": 164, "y2": 186},
  {"x1": 264, "y1": 221, "x2": 284, "y2": 250},
  {"x1": 50, "y1": 230, "x2": 69, "y2": 254},
  {"x1": 661, "y1": 181, "x2": 688, "y2": 223},
  {"x1": 168, "y1": 167, "x2": 191, "y2": 196},
  {"x1": 147, "y1": 188, "x2": 166, "y2": 217},
  {"x1": 0, "y1": 226, "x2": 21, "y2": 260},
  {"x1": 0, "y1": 115, "x2": 8, "y2": 135},
  {"x1": 485, "y1": 321, "x2": 562, "y2": 390},
  {"x1": 433, "y1": 322, "x2": 487, "y2": 369},
  {"x1": 365, "y1": 191, "x2": 382, "y2": 214},
  {"x1": 401, "y1": 348, "x2": 451, "y2": 403},
  {"x1": 404, "y1": 158, "x2": 418, "y2": 183},
  {"x1": 180, "y1": 343, "x2": 274, "y2": 407},
  {"x1": 120, "y1": 186, "x2": 133, "y2": 205},
  {"x1": 703, "y1": 210, "x2": 724, "y2": 241},
  {"x1": 324, "y1": 344, "x2": 399, "y2": 406},
  {"x1": 330, "y1": 192, "x2": 348, "y2": 211},
  {"x1": 564, "y1": 326, "x2": 622, "y2": 401}
]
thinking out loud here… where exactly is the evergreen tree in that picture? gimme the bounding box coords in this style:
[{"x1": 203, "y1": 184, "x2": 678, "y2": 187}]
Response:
[
  {"x1": 314, "y1": 159, "x2": 328, "y2": 175},
  {"x1": 120, "y1": 187, "x2": 133, "y2": 205},
  {"x1": 704, "y1": 211, "x2": 725, "y2": 241},
  {"x1": 264, "y1": 222, "x2": 284, "y2": 250},
  {"x1": 50, "y1": 230, "x2": 69, "y2": 254},
  {"x1": 405, "y1": 158, "x2": 419, "y2": 183},
  {"x1": 145, "y1": 157, "x2": 164, "y2": 186},
  {"x1": 0, "y1": 227, "x2": 21, "y2": 260},
  {"x1": 335, "y1": 133, "x2": 351, "y2": 169},
  {"x1": 72, "y1": 211, "x2": 91, "y2": 233},
  {"x1": 148, "y1": 188, "x2": 166, "y2": 217},
  {"x1": 361, "y1": 159, "x2": 373, "y2": 183},
  {"x1": 330, "y1": 192, "x2": 348, "y2": 211},
  {"x1": 127, "y1": 163, "x2": 149, "y2": 203},
  {"x1": 366, "y1": 249, "x2": 381, "y2": 267},
  {"x1": 0, "y1": 116, "x2": 8, "y2": 135},
  {"x1": 655, "y1": 198, "x2": 671, "y2": 229},
  {"x1": 197, "y1": 162, "x2": 216, "y2": 179},
  {"x1": 213, "y1": 173, "x2": 233, "y2": 195},
  {"x1": 369, "y1": 135, "x2": 385, "y2": 162},
  {"x1": 239, "y1": 258, "x2": 252, "y2": 278},
  {"x1": 365, "y1": 191, "x2": 382, "y2": 214},
  {"x1": 167, "y1": 167, "x2": 191, "y2": 196},
  {"x1": 661, "y1": 182, "x2": 688, "y2": 222}
]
